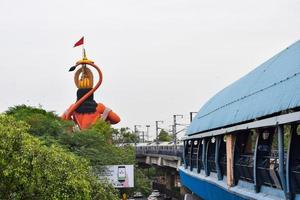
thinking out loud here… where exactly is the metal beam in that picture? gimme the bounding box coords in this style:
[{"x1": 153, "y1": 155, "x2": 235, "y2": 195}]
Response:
[
  {"x1": 215, "y1": 136, "x2": 222, "y2": 180},
  {"x1": 253, "y1": 131, "x2": 260, "y2": 193},
  {"x1": 203, "y1": 139, "x2": 209, "y2": 176},
  {"x1": 286, "y1": 124, "x2": 295, "y2": 200}
]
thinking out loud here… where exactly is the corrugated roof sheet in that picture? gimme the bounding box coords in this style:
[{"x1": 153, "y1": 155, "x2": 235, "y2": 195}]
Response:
[{"x1": 188, "y1": 40, "x2": 300, "y2": 135}]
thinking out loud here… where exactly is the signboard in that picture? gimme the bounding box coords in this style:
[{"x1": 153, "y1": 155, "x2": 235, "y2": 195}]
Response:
[{"x1": 99, "y1": 165, "x2": 134, "y2": 188}]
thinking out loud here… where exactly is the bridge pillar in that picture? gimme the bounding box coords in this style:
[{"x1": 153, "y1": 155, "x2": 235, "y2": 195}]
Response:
[
  {"x1": 165, "y1": 169, "x2": 176, "y2": 190},
  {"x1": 146, "y1": 156, "x2": 150, "y2": 164}
]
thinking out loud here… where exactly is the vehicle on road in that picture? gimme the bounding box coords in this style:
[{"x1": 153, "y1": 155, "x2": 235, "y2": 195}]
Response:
[
  {"x1": 147, "y1": 190, "x2": 161, "y2": 200},
  {"x1": 133, "y1": 191, "x2": 144, "y2": 199}
]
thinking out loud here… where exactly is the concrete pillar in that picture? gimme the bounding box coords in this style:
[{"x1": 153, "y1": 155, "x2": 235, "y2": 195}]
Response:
[
  {"x1": 165, "y1": 170, "x2": 175, "y2": 189},
  {"x1": 146, "y1": 156, "x2": 150, "y2": 164},
  {"x1": 175, "y1": 173, "x2": 180, "y2": 187}
]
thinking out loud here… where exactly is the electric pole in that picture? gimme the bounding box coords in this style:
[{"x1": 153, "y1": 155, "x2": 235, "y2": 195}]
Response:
[
  {"x1": 146, "y1": 125, "x2": 150, "y2": 142},
  {"x1": 140, "y1": 131, "x2": 145, "y2": 143},
  {"x1": 134, "y1": 125, "x2": 141, "y2": 143},
  {"x1": 155, "y1": 121, "x2": 163, "y2": 144},
  {"x1": 173, "y1": 114, "x2": 183, "y2": 148}
]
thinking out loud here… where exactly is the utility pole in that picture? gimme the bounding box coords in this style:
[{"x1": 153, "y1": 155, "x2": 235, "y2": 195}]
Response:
[
  {"x1": 140, "y1": 131, "x2": 145, "y2": 143},
  {"x1": 134, "y1": 125, "x2": 141, "y2": 143},
  {"x1": 173, "y1": 115, "x2": 183, "y2": 148},
  {"x1": 155, "y1": 121, "x2": 164, "y2": 144},
  {"x1": 190, "y1": 112, "x2": 197, "y2": 123},
  {"x1": 146, "y1": 125, "x2": 150, "y2": 142}
]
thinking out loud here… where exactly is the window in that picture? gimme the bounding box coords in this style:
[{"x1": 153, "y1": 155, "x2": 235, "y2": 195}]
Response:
[{"x1": 234, "y1": 130, "x2": 257, "y2": 183}]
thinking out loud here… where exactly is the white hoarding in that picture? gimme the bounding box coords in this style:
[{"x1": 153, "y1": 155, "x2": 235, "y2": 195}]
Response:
[{"x1": 99, "y1": 165, "x2": 134, "y2": 188}]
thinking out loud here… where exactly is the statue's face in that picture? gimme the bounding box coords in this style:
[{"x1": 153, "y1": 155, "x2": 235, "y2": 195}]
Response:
[{"x1": 74, "y1": 66, "x2": 94, "y2": 89}]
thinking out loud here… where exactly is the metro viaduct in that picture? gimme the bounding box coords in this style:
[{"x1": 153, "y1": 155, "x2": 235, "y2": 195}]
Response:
[{"x1": 136, "y1": 149, "x2": 201, "y2": 200}]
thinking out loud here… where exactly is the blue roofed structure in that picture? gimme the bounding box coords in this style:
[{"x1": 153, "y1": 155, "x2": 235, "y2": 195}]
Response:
[{"x1": 188, "y1": 40, "x2": 300, "y2": 135}]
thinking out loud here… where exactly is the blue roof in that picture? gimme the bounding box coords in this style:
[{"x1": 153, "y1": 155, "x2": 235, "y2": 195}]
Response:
[{"x1": 188, "y1": 40, "x2": 300, "y2": 135}]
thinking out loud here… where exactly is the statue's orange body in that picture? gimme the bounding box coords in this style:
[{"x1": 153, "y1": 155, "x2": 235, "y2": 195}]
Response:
[
  {"x1": 62, "y1": 56, "x2": 120, "y2": 129},
  {"x1": 63, "y1": 103, "x2": 120, "y2": 129}
]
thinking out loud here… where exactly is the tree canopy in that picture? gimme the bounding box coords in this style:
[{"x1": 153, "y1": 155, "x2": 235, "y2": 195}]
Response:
[
  {"x1": 0, "y1": 115, "x2": 118, "y2": 200},
  {"x1": 2, "y1": 105, "x2": 151, "y2": 198},
  {"x1": 112, "y1": 127, "x2": 139, "y2": 144},
  {"x1": 158, "y1": 129, "x2": 172, "y2": 142}
]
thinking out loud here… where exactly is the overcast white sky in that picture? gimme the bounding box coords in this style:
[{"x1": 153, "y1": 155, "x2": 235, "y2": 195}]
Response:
[{"x1": 1, "y1": 0, "x2": 300, "y2": 139}]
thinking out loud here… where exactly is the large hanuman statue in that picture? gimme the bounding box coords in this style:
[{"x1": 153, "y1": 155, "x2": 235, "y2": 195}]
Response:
[{"x1": 62, "y1": 39, "x2": 120, "y2": 129}]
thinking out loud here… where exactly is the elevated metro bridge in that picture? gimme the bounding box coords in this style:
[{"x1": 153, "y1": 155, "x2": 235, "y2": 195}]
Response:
[
  {"x1": 135, "y1": 143, "x2": 201, "y2": 200},
  {"x1": 135, "y1": 143, "x2": 183, "y2": 169}
]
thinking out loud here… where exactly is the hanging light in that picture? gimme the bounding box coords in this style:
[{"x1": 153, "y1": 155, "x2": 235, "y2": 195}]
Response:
[
  {"x1": 211, "y1": 137, "x2": 216, "y2": 143},
  {"x1": 262, "y1": 130, "x2": 270, "y2": 140}
]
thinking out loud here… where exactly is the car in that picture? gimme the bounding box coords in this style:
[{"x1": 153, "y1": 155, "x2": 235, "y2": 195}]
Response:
[
  {"x1": 150, "y1": 190, "x2": 160, "y2": 197},
  {"x1": 147, "y1": 190, "x2": 161, "y2": 200},
  {"x1": 133, "y1": 191, "x2": 143, "y2": 198},
  {"x1": 147, "y1": 195, "x2": 158, "y2": 200}
]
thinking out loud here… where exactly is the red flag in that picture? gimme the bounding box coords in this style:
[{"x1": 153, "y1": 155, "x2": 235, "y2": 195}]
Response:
[{"x1": 73, "y1": 37, "x2": 84, "y2": 47}]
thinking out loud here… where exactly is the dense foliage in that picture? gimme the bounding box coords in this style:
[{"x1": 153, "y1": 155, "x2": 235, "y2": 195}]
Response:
[
  {"x1": 59, "y1": 121, "x2": 135, "y2": 166},
  {"x1": 6, "y1": 105, "x2": 72, "y2": 138},
  {"x1": 112, "y1": 127, "x2": 140, "y2": 144},
  {"x1": 158, "y1": 129, "x2": 172, "y2": 142},
  {"x1": 0, "y1": 115, "x2": 118, "y2": 200},
  {"x1": 3, "y1": 105, "x2": 151, "y2": 198}
]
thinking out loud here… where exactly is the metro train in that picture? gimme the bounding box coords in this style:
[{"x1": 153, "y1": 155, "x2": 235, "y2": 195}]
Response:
[{"x1": 135, "y1": 141, "x2": 183, "y2": 157}]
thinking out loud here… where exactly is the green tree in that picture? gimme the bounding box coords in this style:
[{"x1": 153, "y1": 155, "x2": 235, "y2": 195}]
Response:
[
  {"x1": 112, "y1": 127, "x2": 139, "y2": 144},
  {"x1": 5, "y1": 105, "x2": 73, "y2": 145},
  {"x1": 0, "y1": 115, "x2": 118, "y2": 200},
  {"x1": 4, "y1": 105, "x2": 151, "y2": 199},
  {"x1": 59, "y1": 121, "x2": 135, "y2": 167},
  {"x1": 158, "y1": 129, "x2": 172, "y2": 142}
]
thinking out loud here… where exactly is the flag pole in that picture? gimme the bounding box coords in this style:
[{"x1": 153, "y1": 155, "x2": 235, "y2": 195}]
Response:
[{"x1": 82, "y1": 39, "x2": 86, "y2": 73}]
